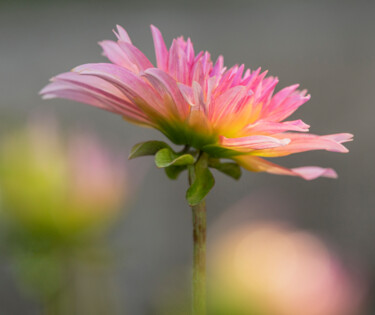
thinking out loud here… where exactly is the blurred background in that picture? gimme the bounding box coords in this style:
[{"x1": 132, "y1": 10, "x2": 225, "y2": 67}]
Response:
[{"x1": 0, "y1": 0, "x2": 374, "y2": 314}]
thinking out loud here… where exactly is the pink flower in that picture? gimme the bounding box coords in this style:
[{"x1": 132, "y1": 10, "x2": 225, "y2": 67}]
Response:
[
  {"x1": 211, "y1": 222, "x2": 364, "y2": 315},
  {"x1": 40, "y1": 25, "x2": 352, "y2": 180}
]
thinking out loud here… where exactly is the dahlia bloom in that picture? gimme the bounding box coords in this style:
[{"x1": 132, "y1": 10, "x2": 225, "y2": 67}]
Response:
[{"x1": 40, "y1": 25, "x2": 352, "y2": 180}]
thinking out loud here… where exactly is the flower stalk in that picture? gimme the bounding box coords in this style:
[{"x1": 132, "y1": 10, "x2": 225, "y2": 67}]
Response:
[
  {"x1": 189, "y1": 153, "x2": 208, "y2": 315},
  {"x1": 191, "y1": 200, "x2": 207, "y2": 315}
]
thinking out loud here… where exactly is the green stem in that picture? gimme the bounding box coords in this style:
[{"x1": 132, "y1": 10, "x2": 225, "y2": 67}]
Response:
[
  {"x1": 43, "y1": 253, "x2": 74, "y2": 315},
  {"x1": 44, "y1": 295, "x2": 60, "y2": 315},
  {"x1": 189, "y1": 153, "x2": 207, "y2": 315}
]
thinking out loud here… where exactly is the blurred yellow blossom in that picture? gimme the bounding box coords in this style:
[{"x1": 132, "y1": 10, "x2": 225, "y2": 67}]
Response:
[
  {"x1": 0, "y1": 118, "x2": 127, "y2": 242},
  {"x1": 0, "y1": 118, "x2": 130, "y2": 313}
]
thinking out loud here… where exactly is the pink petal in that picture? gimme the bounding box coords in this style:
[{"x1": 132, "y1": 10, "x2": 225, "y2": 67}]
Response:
[
  {"x1": 46, "y1": 72, "x2": 142, "y2": 111},
  {"x1": 291, "y1": 166, "x2": 338, "y2": 180},
  {"x1": 113, "y1": 25, "x2": 132, "y2": 43},
  {"x1": 178, "y1": 81, "x2": 207, "y2": 115},
  {"x1": 185, "y1": 38, "x2": 195, "y2": 65},
  {"x1": 231, "y1": 64, "x2": 245, "y2": 86},
  {"x1": 257, "y1": 76, "x2": 279, "y2": 105},
  {"x1": 41, "y1": 83, "x2": 151, "y2": 126},
  {"x1": 205, "y1": 75, "x2": 217, "y2": 106},
  {"x1": 41, "y1": 83, "x2": 115, "y2": 112},
  {"x1": 323, "y1": 133, "x2": 353, "y2": 144},
  {"x1": 210, "y1": 86, "x2": 248, "y2": 122},
  {"x1": 73, "y1": 63, "x2": 167, "y2": 116},
  {"x1": 98, "y1": 40, "x2": 137, "y2": 71},
  {"x1": 263, "y1": 85, "x2": 310, "y2": 122},
  {"x1": 211, "y1": 56, "x2": 225, "y2": 81},
  {"x1": 220, "y1": 135, "x2": 291, "y2": 151},
  {"x1": 245, "y1": 119, "x2": 310, "y2": 134},
  {"x1": 151, "y1": 25, "x2": 169, "y2": 71},
  {"x1": 190, "y1": 57, "x2": 205, "y2": 87},
  {"x1": 253, "y1": 70, "x2": 269, "y2": 91},
  {"x1": 117, "y1": 41, "x2": 153, "y2": 72},
  {"x1": 235, "y1": 155, "x2": 338, "y2": 180},
  {"x1": 178, "y1": 83, "x2": 195, "y2": 106},
  {"x1": 50, "y1": 72, "x2": 123, "y2": 97},
  {"x1": 241, "y1": 67, "x2": 261, "y2": 87},
  {"x1": 40, "y1": 73, "x2": 153, "y2": 126},
  {"x1": 266, "y1": 84, "x2": 300, "y2": 112},
  {"x1": 201, "y1": 51, "x2": 213, "y2": 78},
  {"x1": 142, "y1": 68, "x2": 189, "y2": 118},
  {"x1": 252, "y1": 133, "x2": 352, "y2": 157},
  {"x1": 241, "y1": 68, "x2": 251, "y2": 82},
  {"x1": 192, "y1": 81, "x2": 205, "y2": 110},
  {"x1": 167, "y1": 39, "x2": 189, "y2": 84}
]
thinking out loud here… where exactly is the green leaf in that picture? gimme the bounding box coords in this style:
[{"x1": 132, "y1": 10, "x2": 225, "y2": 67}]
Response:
[
  {"x1": 209, "y1": 159, "x2": 242, "y2": 180},
  {"x1": 164, "y1": 165, "x2": 187, "y2": 180},
  {"x1": 128, "y1": 141, "x2": 170, "y2": 159},
  {"x1": 186, "y1": 153, "x2": 215, "y2": 206},
  {"x1": 186, "y1": 167, "x2": 215, "y2": 206},
  {"x1": 155, "y1": 148, "x2": 195, "y2": 168}
]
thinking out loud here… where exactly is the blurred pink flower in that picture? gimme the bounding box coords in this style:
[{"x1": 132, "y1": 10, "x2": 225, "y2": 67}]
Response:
[
  {"x1": 41, "y1": 25, "x2": 352, "y2": 180},
  {"x1": 211, "y1": 222, "x2": 364, "y2": 315},
  {"x1": 67, "y1": 135, "x2": 126, "y2": 214}
]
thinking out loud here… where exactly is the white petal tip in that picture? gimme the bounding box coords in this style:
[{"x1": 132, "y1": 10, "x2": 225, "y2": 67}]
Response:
[
  {"x1": 292, "y1": 167, "x2": 338, "y2": 180},
  {"x1": 280, "y1": 138, "x2": 291, "y2": 146},
  {"x1": 41, "y1": 94, "x2": 55, "y2": 100}
]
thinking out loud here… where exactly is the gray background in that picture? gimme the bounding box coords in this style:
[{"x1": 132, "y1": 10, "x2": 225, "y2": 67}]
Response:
[{"x1": 0, "y1": 0, "x2": 374, "y2": 314}]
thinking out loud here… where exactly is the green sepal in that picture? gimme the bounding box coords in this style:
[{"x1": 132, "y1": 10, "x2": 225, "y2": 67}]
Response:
[
  {"x1": 128, "y1": 141, "x2": 170, "y2": 160},
  {"x1": 155, "y1": 148, "x2": 195, "y2": 168},
  {"x1": 164, "y1": 165, "x2": 187, "y2": 180},
  {"x1": 186, "y1": 153, "x2": 215, "y2": 206},
  {"x1": 209, "y1": 159, "x2": 242, "y2": 180}
]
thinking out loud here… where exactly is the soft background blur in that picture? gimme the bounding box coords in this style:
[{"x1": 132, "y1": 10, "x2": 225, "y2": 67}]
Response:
[{"x1": 0, "y1": 0, "x2": 374, "y2": 314}]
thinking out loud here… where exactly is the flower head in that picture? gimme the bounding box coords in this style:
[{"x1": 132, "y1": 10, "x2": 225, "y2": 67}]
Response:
[{"x1": 40, "y1": 25, "x2": 352, "y2": 180}]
